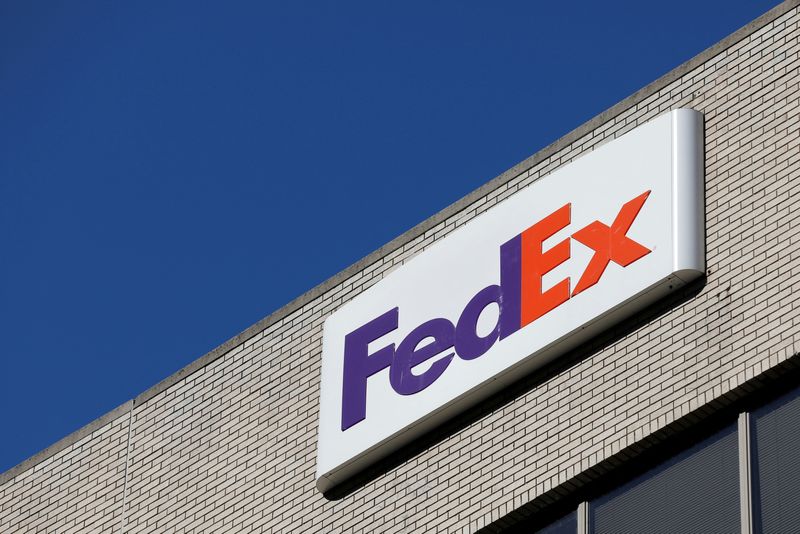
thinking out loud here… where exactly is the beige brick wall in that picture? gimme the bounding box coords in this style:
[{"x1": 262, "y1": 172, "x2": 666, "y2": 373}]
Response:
[
  {"x1": 0, "y1": 412, "x2": 130, "y2": 533},
  {"x1": 2, "y1": 3, "x2": 799, "y2": 532}
]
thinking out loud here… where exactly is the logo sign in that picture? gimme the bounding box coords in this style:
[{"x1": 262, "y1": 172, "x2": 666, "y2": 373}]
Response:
[{"x1": 316, "y1": 109, "x2": 704, "y2": 492}]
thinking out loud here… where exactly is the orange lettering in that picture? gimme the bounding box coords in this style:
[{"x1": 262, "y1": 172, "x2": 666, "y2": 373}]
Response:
[{"x1": 520, "y1": 203, "x2": 571, "y2": 327}]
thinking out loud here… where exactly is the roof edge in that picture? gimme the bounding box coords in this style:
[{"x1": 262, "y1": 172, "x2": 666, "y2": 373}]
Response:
[{"x1": 2, "y1": 0, "x2": 797, "y2": 489}]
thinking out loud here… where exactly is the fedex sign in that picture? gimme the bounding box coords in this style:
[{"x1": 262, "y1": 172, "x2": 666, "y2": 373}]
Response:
[
  {"x1": 317, "y1": 109, "x2": 704, "y2": 492},
  {"x1": 341, "y1": 191, "x2": 652, "y2": 431}
]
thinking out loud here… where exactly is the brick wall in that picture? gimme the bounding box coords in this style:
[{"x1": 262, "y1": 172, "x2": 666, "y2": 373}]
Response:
[
  {"x1": 2, "y1": 2, "x2": 799, "y2": 532},
  {"x1": 0, "y1": 409, "x2": 130, "y2": 533}
]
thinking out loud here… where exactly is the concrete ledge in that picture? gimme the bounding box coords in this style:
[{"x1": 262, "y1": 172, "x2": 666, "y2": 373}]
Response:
[{"x1": 2, "y1": 0, "x2": 797, "y2": 489}]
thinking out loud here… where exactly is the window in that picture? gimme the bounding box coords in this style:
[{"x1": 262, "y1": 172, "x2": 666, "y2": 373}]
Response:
[
  {"x1": 537, "y1": 510, "x2": 576, "y2": 534},
  {"x1": 751, "y1": 386, "x2": 800, "y2": 533},
  {"x1": 590, "y1": 423, "x2": 739, "y2": 533}
]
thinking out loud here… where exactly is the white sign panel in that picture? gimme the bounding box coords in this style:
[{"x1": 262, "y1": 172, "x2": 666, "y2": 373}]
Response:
[{"x1": 316, "y1": 109, "x2": 705, "y2": 492}]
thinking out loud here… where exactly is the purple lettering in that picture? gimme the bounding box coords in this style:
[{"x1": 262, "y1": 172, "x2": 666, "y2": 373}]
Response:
[
  {"x1": 499, "y1": 234, "x2": 521, "y2": 339},
  {"x1": 390, "y1": 318, "x2": 455, "y2": 395},
  {"x1": 455, "y1": 285, "x2": 501, "y2": 360},
  {"x1": 341, "y1": 307, "x2": 398, "y2": 431}
]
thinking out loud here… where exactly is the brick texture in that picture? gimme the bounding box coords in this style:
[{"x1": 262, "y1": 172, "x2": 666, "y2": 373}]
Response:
[
  {"x1": 2, "y1": 3, "x2": 799, "y2": 533},
  {"x1": 0, "y1": 414, "x2": 130, "y2": 533}
]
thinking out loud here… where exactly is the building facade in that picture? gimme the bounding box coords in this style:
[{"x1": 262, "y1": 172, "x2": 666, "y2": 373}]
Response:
[{"x1": 2, "y1": 1, "x2": 799, "y2": 532}]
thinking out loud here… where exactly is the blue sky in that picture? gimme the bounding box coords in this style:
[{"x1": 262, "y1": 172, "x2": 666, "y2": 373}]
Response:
[{"x1": 0, "y1": 1, "x2": 780, "y2": 473}]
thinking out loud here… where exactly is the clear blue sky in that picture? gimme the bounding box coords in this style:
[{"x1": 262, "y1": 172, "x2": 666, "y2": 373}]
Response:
[{"x1": 0, "y1": 1, "x2": 780, "y2": 474}]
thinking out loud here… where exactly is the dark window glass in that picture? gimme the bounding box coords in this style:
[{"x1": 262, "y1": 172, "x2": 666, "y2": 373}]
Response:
[
  {"x1": 752, "y1": 386, "x2": 800, "y2": 533},
  {"x1": 590, "y1": 423, "x2": 739, "y2": 534},
  {"x1": 536, "y1": 510, "x2": 576, "y2": 534}
]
